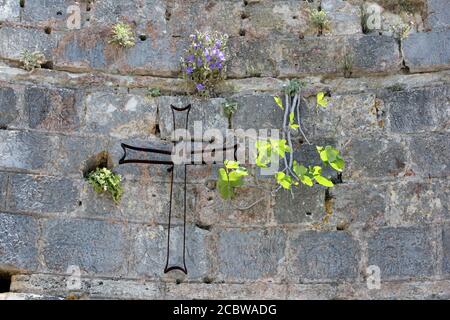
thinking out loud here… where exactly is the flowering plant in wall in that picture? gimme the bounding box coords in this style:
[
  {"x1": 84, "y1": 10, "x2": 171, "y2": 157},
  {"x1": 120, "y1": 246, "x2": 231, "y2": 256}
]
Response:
[{"x1": 181, "y1": 31, "x2": 229, "y2": 96}]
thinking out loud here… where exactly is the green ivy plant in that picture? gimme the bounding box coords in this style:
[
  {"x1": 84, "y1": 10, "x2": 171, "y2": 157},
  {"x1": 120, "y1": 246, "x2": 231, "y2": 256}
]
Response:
[
  {"x1": 20, "y1": 50, "x2": 46, "y2": 71},
  {"x1": 87, "y1": 167, "x2": 123, "y2": 203},
  {"x1": 109, "y1": 22, "x2": 135, "y2": 48},
  {"x1": 310, "y1": 9, "x2": 330, "y2": 35},
  {"x1": 216, "y1": 80, "x2": 345, "y2": 202}
]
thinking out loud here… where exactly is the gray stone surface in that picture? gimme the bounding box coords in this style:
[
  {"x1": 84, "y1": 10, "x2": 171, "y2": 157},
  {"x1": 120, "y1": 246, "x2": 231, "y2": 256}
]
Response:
[
  {"x1": 368, "y1": 227, "x2": 435, "y2": 279},
  {"x1": 443, "y1": 226, "x2": 450, "y2": 275},
  {"x1": 387, "y1": 180, "x2": 449, "y2": 226},
  {"x1": 0, "y1": 0, "x2": 20, "y2": 21},
  {"x1": 0, "y1": 26, "x2": 58, "y2": 61},
  {"x1": 384, "y1": 86, "x2": 449, "y2": 133},
  {"x1": 24, "y1": 86, "x2": 82, "y2": 132},
  {"x1": 0, "y1": 86, "x2": 18, "y2": 127},
  {"x1": 217, "y1": 228, "x2": 287, "y2": 281},
  {"x1": 7, "y1": 174, "x2": 80, "y2": 214},
  {"x1": 130, "y1": 224, "x2": 210, "y2": 280},
  {"x1": 288, "y1": 231, "x2": 360, "y2": 282},
  {"x1": 409, "y1": 133, "x2": 450, "y2": 178},
  {"x1": 85, "y1": 92, "x2": 158, "y2": 138},
  {"x1": 0, "y1": 173, "x2": 6, "y2": 210},
  {"x1": 0, "y1": 212, "x2": 39, "y2": 271},
  {"x1": 0, "y1": 130, "x2": 58, "y2": 172},
  {"x1": 274, "y1": 185, "x2": 325, "y2": 225},
  {"x1": 42, "y1": 218, "x2": 129, "y2": 276},
  {"x1": 427, "y1": 0, "x2": 450, "y2": 31},
  {"x1": 344, "y1": 137, "x2": 407, "y2": 179},
  {"x1": 330, "y1": 182, "x2": 388, "y2": 229},
  {"x1": 403, "y1": 30, "x2": 450, "y2": 73}
]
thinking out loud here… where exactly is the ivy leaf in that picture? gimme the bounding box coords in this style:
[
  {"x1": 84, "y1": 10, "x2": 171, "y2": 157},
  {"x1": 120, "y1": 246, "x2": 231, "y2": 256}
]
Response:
[
  {"x1": 274, "y1": 96, "x2": 284, "y2": 110},
  {"x1": 289, "y1": 112, "x2": 299, "y2": 129},
  {"x1": 330, "y1": 157, "x2": 345, "y2": 172},
  {"x1": 314, "y1": 175, "x2": 334, "y2": 187},
  {"x1": 316, "y1": 92, "x2": 329, "y2": 108},
  {"x1": 224, "y1": 160, "x2": 239, "y2": 169},
  {"x1": 275, "y1": 172, "x2": 292, "y2": 190},
  {"x1": 293, "y1": 161, "x2": 314, "y2": 187}
]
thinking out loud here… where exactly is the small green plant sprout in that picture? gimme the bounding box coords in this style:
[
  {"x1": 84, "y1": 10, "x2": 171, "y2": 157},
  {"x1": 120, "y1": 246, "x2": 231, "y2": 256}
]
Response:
[
  {"x1": 147, "y1": 88, "x2": 161, "y2": 98},
  {"x1": 316, "y1": 92, "x2": 329, "y2": 109},
  {"x1": 109, "y1": 22, "x2": 135, "y2": 48},
  {"x1": 20, "y1": 50, "x2": 46, "y2": 71},
  {"x1": 310, "y1": 9, "x2": 330, "y2": 35},
  {"x1": 217, "y1": 160, "x2": 248, "y2": 200},
  {"x1": 342, "y1": 53, "x2": 353, "y2": 78},
  {"x1": 87, "y1": 167, "x2": 123, "y2": 203},
  {"x1": 223, "y1": 101, "x2": 238, "y2": 118},
  {"x1": 391, "y1": 21, "x2": 413, "y2": 40}
]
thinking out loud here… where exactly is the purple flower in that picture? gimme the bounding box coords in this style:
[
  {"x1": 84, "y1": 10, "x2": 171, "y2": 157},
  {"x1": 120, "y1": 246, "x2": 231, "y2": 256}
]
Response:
[
  {"x1": 186, "y1": 54, "x2": 195, "y2": 62},
  {"x1": 197, "y1": 57, "x2": 203, "y2": 65},
  {"x1": 196, "y1": 83, "x2": 205, "y2": 91},
  {"x1": 186, "y1": 66, "x2": 193, "y2": 74},
  {"x1": 205, "y1": 34, "x2": 210, "y2": 41},
  {"x1": 217, "y1": 51, "x2": 225, "y2": 61},
  {"x1": 215, "y1": 40, "x2": 222, "y2": 48}
]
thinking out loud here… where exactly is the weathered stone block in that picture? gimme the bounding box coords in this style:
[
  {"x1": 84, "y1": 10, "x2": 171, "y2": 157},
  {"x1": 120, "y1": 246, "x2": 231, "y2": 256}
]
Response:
[
  {"x1": 288, "y1": 231, "x2": 360, "y2": 282},
  {"x1": 42, "y1": 218, "x2": 129, "y2": 275},
  {"x1": 7, "y1": 174, "x2": 81, "y2": 214},
  {"x1": 322, "y1": 0, "x2": 361, "y2": 35},
  {"x1": 130, "y1": 224, "x2": 210, "y2": 280},
  {"x1": 85, "y1": 92, "x2": 157, "y2": 138},
  {"x1": 0, "y1": 86, "x2": 18, "y2": 127},
  {"x1": 193, "y1": 184, "x2": 271, "y2": 227},
  {"x1": 344, "y1": 137, "x2": 407, "y2": 179},
  {"x1": 217, "y1": 228, "x2": 286, "y2": 281},
  {"x1": 387, "y1": 180, "x2": 449, "y2": 226},
  {"x1": 166, "y1": 282, "x2": 288, "y2": 300},
  {"x1": 403, "y1": 30, "x2": 450, "y2": 72},
  {"x1": 56, "y1": 135, "x2": 110, "y2": 176},
  {"x1": 274, "y1": 185, "x2": 325, "y2": 225},
  {"x1": 0, "y1": 0, "x2": 20, "y2": 21},
  {"x1": 25, "y1": 86, "x2": 82, "y2": 132},
  {"x1": 383, "y1": 86, "x2": 449, "y2": 133},
  {"x1": 329, "y1": 182, "x2": 388, "y2": 229},
  {"x1": 408, "y1": 133, "x2": 450, "y2": 177},
  {"x1": 368, "y1": 227, "x2": 435, "y2": 279},
  {"x1": 443, "y1": 226, "x2": 450, "y2": 275},
  {"x1": 157, "y1": 96, "x2": 228, "y2": 140},
  {"x1": 0, "y1": 212, "x2": 39, "y2": 271},
  {"x1": 427, "y1": 0, "x2": 450, "y2": 31},
  {"x1": 0, "y1": 26, "x2": 58, "y2": 61},
  {"x1": 10, "y1": 274, "x2": 164, "y2": 299},
  {"x1": 231, "y1": 94, "x2": 284, "y2": 132},
  {"x1": 0, "y1": 173, "x2": 6, "y2": 210},
  {"x1": 0, "y1": 130, "x2": 58, "y2": 172},
  {"x1": 21, "y1": 0, "x2": 86, "y2": 30},
  {"x1": 54, "y1": 26, "x2": 182, "y2": 76}
]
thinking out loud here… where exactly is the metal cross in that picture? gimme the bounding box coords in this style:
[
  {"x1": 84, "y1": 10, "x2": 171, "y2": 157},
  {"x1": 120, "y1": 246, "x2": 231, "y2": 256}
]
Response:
[{"x1": 118, "y1": 104, "x2": 237, "y2": 274}]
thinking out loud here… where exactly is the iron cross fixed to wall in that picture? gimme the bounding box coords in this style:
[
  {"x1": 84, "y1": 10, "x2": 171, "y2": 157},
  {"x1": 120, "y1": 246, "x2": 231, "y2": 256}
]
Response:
[{"x1": 118, "y1": 104, "x2": 237, "y2": 274}]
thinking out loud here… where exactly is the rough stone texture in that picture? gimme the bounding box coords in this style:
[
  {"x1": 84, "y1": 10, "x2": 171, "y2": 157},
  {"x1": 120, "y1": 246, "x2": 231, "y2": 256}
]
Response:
[
  {"x1": 217, "y1": 229, "x2": 287, "y2": 281},
  {"x1": 403, "y1": 30, "x2": 450, "y2": 73},
  {"x1": 24, "y1": 86, "x2": 82, "y2": 132},
  {"x1": 0, "y1": 85, "x2": 18, "y2": 127},
  {"x1": 383, "y1": 86, "x2": 449, "y2": 133},
  {"x1": 443, "y1": 226, "x2": 450, "y2": 275},
  {"x1": 368, "y1": 227, "x2": 435, "y2": 279},
  {"x1": 409, "y1": 133, "x2": 450, "y2": 178},
  {"x1": 343, "y1": 136, "x2": 407, "y2": 179},
  {"x1": 0, "y1": 212, "x2": 39, "y2": 271},
  {"x1": 0, "y1": 0, "x2": 20, "y2": 21},
  {"x1": 0, "y1": 0, "x2": 449, "y2": 300},
  {"x1": 85, "y1": 92, "x2": 158, "y2": 138},
  {"x1": 7, "y1": 174, "x2": 80, "y2": 214},
  {"x1": 288, "y1": 231, "x2": 360, "y2": 282},
  {"x1": 427, "y1": 0, "x2": 450, "y2": 31},
  {"x1": 41, "y1": 218, "x2": 129, "y2": 276}
]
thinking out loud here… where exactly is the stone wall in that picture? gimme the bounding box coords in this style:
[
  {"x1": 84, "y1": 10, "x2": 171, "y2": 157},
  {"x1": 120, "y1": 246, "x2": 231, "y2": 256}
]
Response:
[{"x1": 0, "y1": 0, "x2": 449, "y2": 299}]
